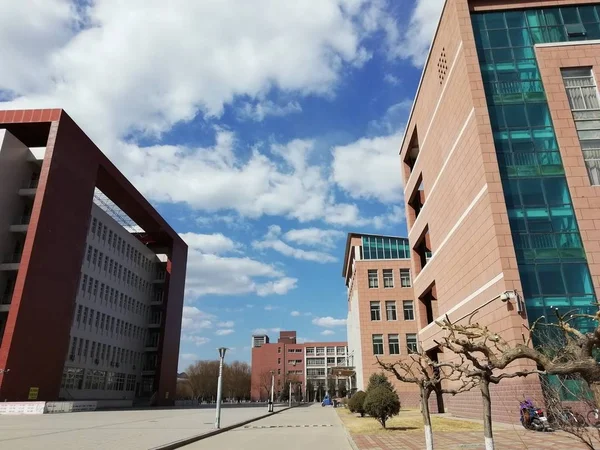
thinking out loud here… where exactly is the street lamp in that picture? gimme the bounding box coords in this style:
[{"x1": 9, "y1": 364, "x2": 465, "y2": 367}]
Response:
[
  {"x1": 268, "y1": 370, "x2": 275, "y2": 412},
  {"x1": 214, "y1": 347, "x2": 228, "y2": 429}
]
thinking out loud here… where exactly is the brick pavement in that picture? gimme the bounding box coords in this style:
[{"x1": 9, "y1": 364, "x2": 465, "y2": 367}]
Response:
[{"x1": 350, "y1": 429, "x2": 592, "y2": 450}]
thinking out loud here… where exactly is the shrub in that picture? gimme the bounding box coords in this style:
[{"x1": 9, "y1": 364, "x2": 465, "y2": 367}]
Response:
[
  {"x1": 363, "y1": 386, "x2": 401, "y2": 429},
  {"x1": 366, "y1": 372, "x2": 395, "y2": 393},
  {"x1": 348, "y1": 390, "x2": 367, "y2": 417}
]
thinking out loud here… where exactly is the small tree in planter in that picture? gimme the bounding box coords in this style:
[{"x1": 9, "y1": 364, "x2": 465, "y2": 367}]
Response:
[
  {"x1": 363, "y1": 385, "x2": 401, "y2": 428},
  {"x1": 348, "y1": 390, "x2": 367, "y2": 417}
]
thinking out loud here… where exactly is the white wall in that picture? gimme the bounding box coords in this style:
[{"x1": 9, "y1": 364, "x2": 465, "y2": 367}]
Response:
[
  {"x1": 347, "y1": 289, "x2": 364, "y2": 390},
  {"x1": 61, "y1": 203, "x2": 162, "y2": 400}
]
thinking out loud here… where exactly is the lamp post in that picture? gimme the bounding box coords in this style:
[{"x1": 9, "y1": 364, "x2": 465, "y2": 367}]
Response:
[
  {"x1": 214, "y1": 347, "x2": 227, "y2": 429},
  {"x1": 268, "y1": 370, "x2": 275, "y2": 412}
]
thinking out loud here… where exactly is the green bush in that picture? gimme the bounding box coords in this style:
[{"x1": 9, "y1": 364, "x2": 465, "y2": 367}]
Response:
[
  {"x1": 366, "y1": 372, "x2": 394, "y2": 393},
  {"x1": 363, "y1": 386, "x2": 401, "y2": 429},
  {"x1": 348, "y1": 390, "x2": 367, "y2": 417}
]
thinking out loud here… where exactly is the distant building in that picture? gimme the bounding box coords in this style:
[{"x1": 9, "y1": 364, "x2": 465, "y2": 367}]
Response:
[
  {"x1": 342, "y1": 233, "x2": 422, "y2": 408},
  {"x1": 0, "y1": 109, "x2": 187, "y2": 406},
  {"x1": 250, "y1": 330, "x2": 348, "y2": 401}
]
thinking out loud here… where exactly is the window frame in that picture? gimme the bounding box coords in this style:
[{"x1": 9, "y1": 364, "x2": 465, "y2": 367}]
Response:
[
  {"x1": 368, "y1": 269, "x2": 379, "y2": 288},
  {"x1": 370, "y1": 301, "x2": 381, "y2": 321},
  {"x1": 385, "y1": 301, "x2": 397, "y2": 321},
  {"x1": 403, "y1": 300, "x2": 415, "y2": 321},
  {"x1": 372, "y1": 334, "x2": 384, "y2": 355}
]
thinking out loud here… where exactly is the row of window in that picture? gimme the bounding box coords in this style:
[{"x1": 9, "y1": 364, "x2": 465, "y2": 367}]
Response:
[
  {"x1": 73, "y1": 306, "x2": 147, "y2": 342},
  {"x1": 61, "y1": 367, "x2": 137, "y2": 392},
  {"x1": 68, "y1": 336, "x2": 143, "y2": 367},
  {"x1": 287, "y1": 370, "x2": 303, "y2": 375},
  {"x1": 305, "y1": 357, "x2": 346, "y2": 366},
  {"x1": 370, "y1": 300, "x2": 414, "y2": 321},
  {"x1": 372, "y1": 333, "x2": 418, "y2": 355},
  {"x1": 307, "y1": 368, "x2": 326, "y2": 377},
  {"x1": 367, "y1": 269, "x2": 412, "y2": 289},
  {"x1": 85, "y1": 245, "x2": 153, "y2": 293},
  {"x1": 80, "y1": 274, "x2": 150, "y2": 319},
  {"x1": 361, "y1": 236, "x2": 411, "y2": 260},
  {"x1": 304, "y1": 346, "x2": 346, "y2": 355},
  {"x1": 90, "y1": 218, "x2": 154, "y2": 272},
  {"x1": 287, "y1": 348, "x2": 303, "y2": 353}
]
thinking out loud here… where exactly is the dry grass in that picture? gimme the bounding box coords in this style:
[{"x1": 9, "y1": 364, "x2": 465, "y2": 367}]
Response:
[{"x1": 336, "y1": 407, "x2": 483, "y2": 435}]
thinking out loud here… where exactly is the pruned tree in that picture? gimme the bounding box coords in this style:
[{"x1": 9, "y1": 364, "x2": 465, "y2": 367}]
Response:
[
  {"x1": 377, "y1": 351, "x2": 475, "y2": 450},
  {"x1": 435, "y1": 317, "x2": 544, "y2": 450}
]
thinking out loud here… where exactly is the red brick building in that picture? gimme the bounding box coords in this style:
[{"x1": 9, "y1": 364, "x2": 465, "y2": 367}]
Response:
[
  {"x1": 0, "y1": 109, "x2": 187, "y2": 406},
  {"x1": 250, "y1": 330, "x2": 348, "y2": 401}
]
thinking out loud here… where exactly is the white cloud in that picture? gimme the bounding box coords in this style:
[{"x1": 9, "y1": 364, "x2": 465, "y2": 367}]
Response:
[
  {"x1": 264, "y1": 305, "x2": 279, "y2": 311},
  {"x1": 321, "y1": 330, "x2": 336, "y2": 336},
  {"x1": 181, "y1": 336, "x2": 211, "y2": 346},
  {"x1": 246, "y1": 304, "x2": 255, "y2": 309},
  {"x1": 238, "y1": 100, "x2": 302, "y2": 122},
  {"x1": 181, "y1": 306, "x2": 215, "y2": 331},
  {"x1": 384, "y1": 0, "x2": 444, "y2": 66},
  {"x1": 179, "y1": 232, "x2": 239, "y2": 255},
  {"x1": 283, "y1": 228, "x2": 345, "y2": 249},
  {"x1": 297, "y1": 337, "x2": 315, "y2": 344},
  {"x1": 312, "y1": 316, "x2": 347, "y2": 328},
  {"x1": 290, "y1": 311, "x2": 301, "y2": 317},
  {"x1": 217, "y1": 321, "x2": 234, "y2": 328},
  {"x1": 383, "y1": 73, "x2": 400, "y2": 85},
  {"x1": 253, "y1": 225, "x2": 337, "y2": 263},
  {"x1": 252, "y1": 327, "x2": 281, "y2": 335},
  {"x1": 331, "y1": 132, "x2": 404, "y2": 204},
  {"x1": 215, "y1": 329, "x2": 235, "y2": 336},
  {"x1": 182, "y1": 232, "x2": 298, "y2": 299}
]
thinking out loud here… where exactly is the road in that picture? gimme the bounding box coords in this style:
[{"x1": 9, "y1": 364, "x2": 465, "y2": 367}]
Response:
[
  {"x1": 186, "y1": 404, "x2": 353, "y2": 450},
  {"x1": 0, "y1": 405, "x2": 283, "y2": 450}
]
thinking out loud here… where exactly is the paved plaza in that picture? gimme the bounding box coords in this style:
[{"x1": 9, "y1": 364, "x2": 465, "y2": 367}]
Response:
[
  {"x1": 0, "y1": 405, "x2": 283, "y2": 450},
  {"x1": 188, "y1": 404, "x2": 353, "y2": 450}
]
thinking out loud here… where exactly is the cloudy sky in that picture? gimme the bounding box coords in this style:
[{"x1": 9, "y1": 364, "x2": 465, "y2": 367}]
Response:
[{"x1": 0, "y1": 0, "x2": 443, "y2": 368}]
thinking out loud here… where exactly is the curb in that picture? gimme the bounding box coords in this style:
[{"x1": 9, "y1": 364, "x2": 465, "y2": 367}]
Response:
[
  {"x1": 149, "y1": 405, "x2": 296, "y2": 450},
  {"x1": 334, "y1": 408, "x2": 360, "y2": 450}
]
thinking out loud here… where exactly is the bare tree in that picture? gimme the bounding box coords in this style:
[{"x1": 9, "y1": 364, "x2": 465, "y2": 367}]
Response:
[
  {"x1": 377, "y1": 352, "x2": 475, "y2": 450},
  {"x1": 435, "y1": 318, "x2": 542, "y2": 450}
]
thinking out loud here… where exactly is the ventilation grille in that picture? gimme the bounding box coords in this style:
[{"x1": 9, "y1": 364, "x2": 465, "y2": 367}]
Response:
[{"x1": 438, "y1": 48, "x2": 448, "y2": 85}]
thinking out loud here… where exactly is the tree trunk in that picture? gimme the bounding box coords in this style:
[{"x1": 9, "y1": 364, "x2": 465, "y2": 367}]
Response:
[
  {"x1": 480, "y1": 378, "x2": 494, "y2": 450},
  {"x1": 421, "y1": 386, "x2": 434, "y2": 450}
]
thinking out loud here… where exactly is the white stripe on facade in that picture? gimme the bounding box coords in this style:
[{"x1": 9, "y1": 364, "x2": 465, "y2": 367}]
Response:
[
  {"x1": 412, "y1": 184, "x2": 488, "y2": 286},
  {"x1": 403, "y1": 41, "x2": 464, "y2": 187},
  {"x1": 418, "y1": 272, "x2": 505, "y2": 335}
]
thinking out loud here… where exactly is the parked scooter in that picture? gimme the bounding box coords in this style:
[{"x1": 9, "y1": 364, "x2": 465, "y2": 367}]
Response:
[{"x1": 520, "y1": 399, "x2": 553, "y2": 432}]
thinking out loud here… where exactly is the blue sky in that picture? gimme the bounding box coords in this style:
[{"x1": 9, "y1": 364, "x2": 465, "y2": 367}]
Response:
[{"x1": 0, "y1": 0, "x2": 444, "y2": 368}]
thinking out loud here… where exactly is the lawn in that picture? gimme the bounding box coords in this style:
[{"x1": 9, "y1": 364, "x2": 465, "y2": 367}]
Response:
[{"x1": 336, "y1": 407, "x2": 483, "y2": 435}]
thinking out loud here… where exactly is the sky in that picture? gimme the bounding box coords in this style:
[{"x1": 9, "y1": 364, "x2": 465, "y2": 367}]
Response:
[{"x1": 0, "y1": 0, "x2": 444, "y2": 369}]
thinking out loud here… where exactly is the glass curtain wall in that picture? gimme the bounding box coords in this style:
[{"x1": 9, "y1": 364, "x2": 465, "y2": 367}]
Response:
[{"x1": 471, "y1": 5, "x2": 600, "y2": 330}]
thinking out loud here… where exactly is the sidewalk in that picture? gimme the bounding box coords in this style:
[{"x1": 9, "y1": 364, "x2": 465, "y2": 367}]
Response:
[{"x1": 338, "y1": 408, "x2": 592, "y2": 450}]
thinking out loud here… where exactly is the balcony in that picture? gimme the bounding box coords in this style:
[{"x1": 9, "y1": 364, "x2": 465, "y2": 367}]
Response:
[
  {"x1": 9, "y1": 216, "x2": 31, "y2": 233},
  {"x1": 18, "y1": 180, "x2": 39, "y2": 198},
  {"x1": 0, "y1": 253, "x2": 22, "y2": 271},
  {"x1": 0, "y1": 293, "x2": 12, "y2": 312}
]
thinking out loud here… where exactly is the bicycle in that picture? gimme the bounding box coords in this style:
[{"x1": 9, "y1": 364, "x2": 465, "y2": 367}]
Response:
[{"x1": 551, "y1": 406, "x2": 587, "y2": 428}]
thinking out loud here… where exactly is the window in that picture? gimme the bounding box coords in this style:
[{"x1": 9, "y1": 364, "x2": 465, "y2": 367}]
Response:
[
  {"x1": 277, "y1": 368, "x2": 281, "y2": 375},
  {"x1": 326, "y1": 347, "x2": 335, "y2": 355},
  {"x1": 76, "y1": 305, "x2": 82, "y2": 323},
  {"x1": 307, "y1": 368, "x2": 325, "y2": 376},
  {"x1": 388, "y1": 334, "x2": 400, "y2": 355},
  {"x1": 83, "y1": 307, "x2": 88, "y2": 325},
  {"x1": 83, "y1": 339, "x2": 89, "y2": 358},
  {"x1": 316, "y1": 347, "x2": 325, "y2": 355},
  {"x1": 61, "y1": 367, "x2": 84, "y2": 390},
  {"x1": 327, "y1": 357, "x2": 335, "y2": 364},
  {"x1": 368, "y1": 269, "x2": 379, "y2": 288},
  {"x1": 383, "y1": 269, "x2": 394, "y2": 288},
  {"x1": 306, "y1": 358, "x2": 325, "y2": 366},
  {"x1": 86, "y1": 245, "x2": 92, "y2": 262},
  {"x1": 87, "y1": 277, "x2": 93, "y2": 294},
  {"x1": 400, "y1": 269, "x2": 411, "y2": 287},
  {"x1": 98, "y1": 252, "x2": 103, "y2": 269},
  {"x1": 89, "y1": 309, "x2": 94, "y2": 326},
  {"x1": 372, "y1": 334, "x2": 384, "y2": 355},
  {"x1": 385, "y1": 301, "x2": 397, "y2": 320},
  {"x1": 278, "y1": 358, "x2": 281, "y2": 364},
  {"x1": 407, "y1": 334, "x2": 418, "y2": 353},
  {"x1": 403, "y1": 301, "x2": 415, "y2": 320},
  {"x1": 93, "y1": 280, "x2": 98, "y2": 296},
  {"x1": 336, "y1": 346, "x2": 346, "y2": 354},
  {"x1": 81, "y1": 274, "x2": 88, "y2": 292},
  {"x1": 362, "y1": 236, "x2": 411, "y2": 260},
  {"x1": 561, "y1": 67, "x2": 600, "y2": 185},
  {"x1": 108, "y1": 230, "x2": 113, "y2": 247},
  {"x1": 370, "y1": 301, "x2": 381, "y2": 321},
  {"x1": 306, "y1": 347, "x2": 315, "y2": 355},
  {"x1": 92, "y1": 249, "x2": 98, "y2": 266},
  {"x1": 102, "y1": 226, "x2": 107, "y2": 241}
]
